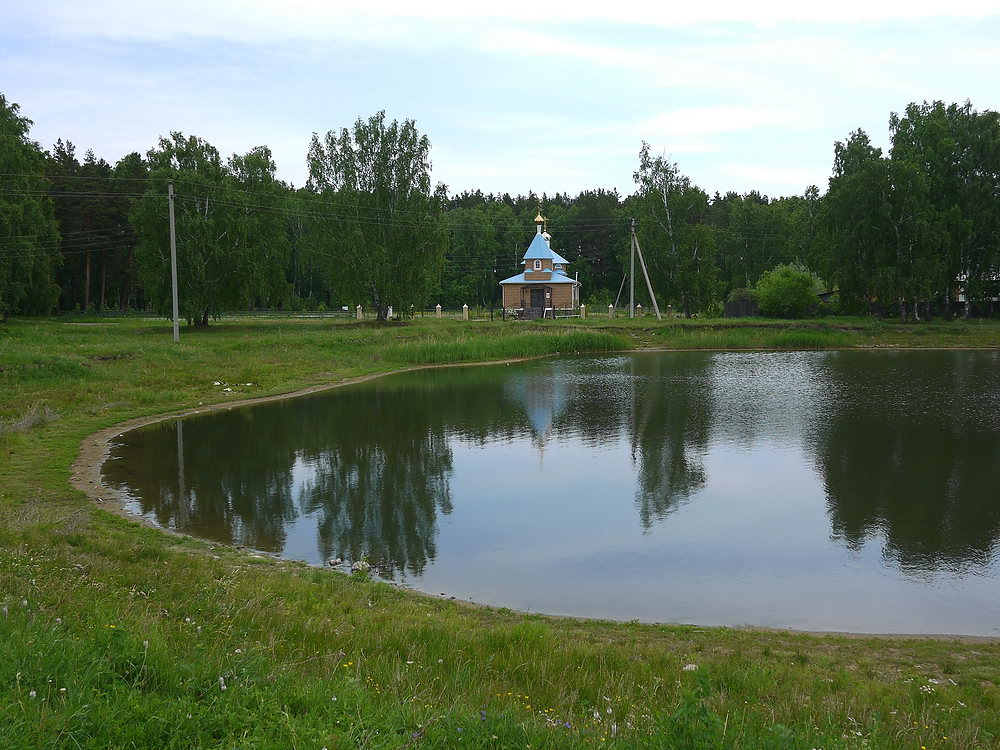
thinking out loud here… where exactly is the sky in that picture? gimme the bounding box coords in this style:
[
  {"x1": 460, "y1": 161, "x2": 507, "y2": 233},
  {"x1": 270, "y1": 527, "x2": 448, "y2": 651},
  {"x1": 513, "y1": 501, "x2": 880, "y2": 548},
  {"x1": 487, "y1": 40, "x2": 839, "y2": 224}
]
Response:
[{"x1": 2, "y1": 1, "x2": 999, "y2": 200}]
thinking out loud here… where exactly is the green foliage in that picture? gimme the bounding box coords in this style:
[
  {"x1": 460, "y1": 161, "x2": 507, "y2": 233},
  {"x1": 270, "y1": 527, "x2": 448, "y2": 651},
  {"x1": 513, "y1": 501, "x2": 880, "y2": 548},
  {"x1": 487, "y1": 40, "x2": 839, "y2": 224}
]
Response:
[
  {"x1": 755, "y1": 264, "x2": 821, "y2": 318},
  {"x1": 131, "y1": 133, "x2": 290, "y2": 324},
  {"x1": 437, "y1": 205, "x2": 506, "y2": 307},
  {"x1": 4, "y1": 97, "x2": 999, "y2": 323},
  {"x1": 726, "y1": 287, "x2": 758, "y2": 305},
  {"x1": 46, "y1": 141, "x2": 145, "y2": 313},
  {"x1": 306, "y1": 112, "x2": 447, "y2": 319},
  {"x1": 631, "y1": 143, "x2": 718, "y2": 316},
  {"x1": 0, "y1": 94, "x2": 61, "y2": 319},
  {"x1": 890, "y1": 101, "x2": 1000, "y2": 311}
]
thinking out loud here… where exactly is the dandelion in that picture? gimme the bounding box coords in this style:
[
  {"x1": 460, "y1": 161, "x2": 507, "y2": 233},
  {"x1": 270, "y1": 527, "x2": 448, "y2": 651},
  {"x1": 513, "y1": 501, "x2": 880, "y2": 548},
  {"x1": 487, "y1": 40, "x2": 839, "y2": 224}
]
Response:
[
  {"x1": 143, "y1": 640, "x2": 149, "y2": 649},
  {"x1": 28, "y1": 691, "x2": 36, "y2": 699},
  {"x1": 437, "y1": 659, "x2": 443, "y2": 664},
  {"x1": 219, "y1": 677, "x2": 227, "y2": 691}
]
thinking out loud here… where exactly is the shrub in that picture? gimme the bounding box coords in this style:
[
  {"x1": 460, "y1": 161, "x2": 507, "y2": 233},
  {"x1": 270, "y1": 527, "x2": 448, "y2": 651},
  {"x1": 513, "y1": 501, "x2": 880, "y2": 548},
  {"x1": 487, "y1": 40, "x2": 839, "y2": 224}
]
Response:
[
  {"x1": 755, "y1": 264, "x2": 821, "y2": 319},
  {"x1": 726, "y1": 287, "x2": 758, "y2": 305}
]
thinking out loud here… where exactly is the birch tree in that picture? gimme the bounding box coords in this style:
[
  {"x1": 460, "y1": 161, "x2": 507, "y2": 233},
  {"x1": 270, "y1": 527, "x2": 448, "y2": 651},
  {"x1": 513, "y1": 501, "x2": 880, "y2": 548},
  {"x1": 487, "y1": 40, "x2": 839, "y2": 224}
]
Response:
[
  {"x1": 132, "y1": 133, "x2": 289, "y2": 325},
  {"x1": 631, "y1": 143, "x2": 717, "y2": 316},
  {"x1": 306, "y1": 112, "x2": 446, "y2": 319},
  {"x1": 0, "y1": 95, "x2": 60, "y2": 320}
]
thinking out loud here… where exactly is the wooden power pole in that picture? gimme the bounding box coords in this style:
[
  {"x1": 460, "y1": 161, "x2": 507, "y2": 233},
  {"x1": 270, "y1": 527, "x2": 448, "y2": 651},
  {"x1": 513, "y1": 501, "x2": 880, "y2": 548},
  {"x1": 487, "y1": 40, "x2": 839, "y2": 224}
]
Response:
[
  {"x1": 630, "y1": 219, "x2": 662, "y2": 320},
  {"x1": 168, "y1": 182, "x2": 180, "y2": 343}
]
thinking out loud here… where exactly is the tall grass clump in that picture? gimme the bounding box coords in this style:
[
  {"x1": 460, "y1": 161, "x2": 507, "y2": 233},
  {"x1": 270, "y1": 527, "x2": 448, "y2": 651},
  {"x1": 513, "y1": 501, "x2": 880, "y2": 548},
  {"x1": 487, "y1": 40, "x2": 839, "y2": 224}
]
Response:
[
  {"x1": 660, "y1": 326, "x2": 858, "y2": 350},
  {"x1": 384, "y1": 330, "x2": 627, "y2": 364},
  {"x1": 0, "y1": 402, "x2": 59, "y2": 435},
  {"x1": 762, "y1": 330, "x2": 857, "y2": 349}
]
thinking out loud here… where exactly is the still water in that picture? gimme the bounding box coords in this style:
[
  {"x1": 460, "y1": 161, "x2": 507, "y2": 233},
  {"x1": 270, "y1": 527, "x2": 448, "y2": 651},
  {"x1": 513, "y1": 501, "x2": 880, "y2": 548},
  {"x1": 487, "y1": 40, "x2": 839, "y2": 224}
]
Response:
[{"x1": 103, "y1": 351, "x2": 1000, "y2": 635}]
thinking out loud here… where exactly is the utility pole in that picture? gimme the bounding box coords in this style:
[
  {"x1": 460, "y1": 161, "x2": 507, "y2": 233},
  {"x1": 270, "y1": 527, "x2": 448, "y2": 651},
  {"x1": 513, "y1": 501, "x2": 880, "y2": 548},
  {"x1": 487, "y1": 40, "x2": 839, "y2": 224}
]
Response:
[
  {"x1": 168, "y1": 182, "x2": 180, "y2": 343},
  {"x1": 629, "y1": 218, "x2": 636, "y2": 318},
  {"x1": 631, "y1": 224, "x2": 662, "y2": 320}
]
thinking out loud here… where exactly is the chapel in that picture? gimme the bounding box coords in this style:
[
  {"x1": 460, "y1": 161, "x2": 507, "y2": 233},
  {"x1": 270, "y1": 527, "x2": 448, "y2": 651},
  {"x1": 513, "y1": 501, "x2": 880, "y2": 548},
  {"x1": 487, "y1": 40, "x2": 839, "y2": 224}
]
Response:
[{"x1": 499, "y1": 212, "x2": 581, "y2": 318}]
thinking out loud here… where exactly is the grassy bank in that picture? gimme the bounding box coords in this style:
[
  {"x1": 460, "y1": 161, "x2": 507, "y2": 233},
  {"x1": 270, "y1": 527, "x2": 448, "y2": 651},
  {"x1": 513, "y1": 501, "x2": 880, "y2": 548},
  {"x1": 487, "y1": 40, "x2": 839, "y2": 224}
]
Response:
[{"x1": 2, "y1": 316, "x2": 999, "y2": 749}]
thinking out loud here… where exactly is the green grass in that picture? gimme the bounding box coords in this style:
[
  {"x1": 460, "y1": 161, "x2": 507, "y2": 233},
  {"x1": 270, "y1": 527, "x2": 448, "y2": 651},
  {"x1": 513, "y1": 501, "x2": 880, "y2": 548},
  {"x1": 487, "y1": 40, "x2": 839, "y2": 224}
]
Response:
[
  {"x1": 1, "y1": 316, "x2": 999, "y2": 749},
  {"x1": 384, "y1": 329, "x2": 625, "y2": 364}
]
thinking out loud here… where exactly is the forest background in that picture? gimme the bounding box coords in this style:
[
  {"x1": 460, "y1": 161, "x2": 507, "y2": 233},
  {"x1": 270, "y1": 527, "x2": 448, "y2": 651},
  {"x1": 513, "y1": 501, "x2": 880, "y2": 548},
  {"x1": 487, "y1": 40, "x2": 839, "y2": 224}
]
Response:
[{"x1": 2, "y1": 94, "x2": 998, "y2": 323}]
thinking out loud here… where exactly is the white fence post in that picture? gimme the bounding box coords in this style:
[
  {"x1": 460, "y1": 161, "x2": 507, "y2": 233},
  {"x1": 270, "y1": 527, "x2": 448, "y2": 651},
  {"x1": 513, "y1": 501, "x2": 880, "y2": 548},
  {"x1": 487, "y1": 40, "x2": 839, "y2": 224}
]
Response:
[
  {"x1": 580, "y1": 304, "x2": 587, "y2": 319},
  {"x1": 636, "y1": 303, "x2": 643, "y2": 317},
  {"x1": 356, "y1": 305, "x2": 363, "y2": 320},
  {"x1": 435, "y1": 304, "x2": 442, "y2": 318},
  {"x1": 608, "y1": 304, "x2": 614, "y2": 318},
  {"x1": 462, "y1": 303, "x2": 469, "y2": 321}
]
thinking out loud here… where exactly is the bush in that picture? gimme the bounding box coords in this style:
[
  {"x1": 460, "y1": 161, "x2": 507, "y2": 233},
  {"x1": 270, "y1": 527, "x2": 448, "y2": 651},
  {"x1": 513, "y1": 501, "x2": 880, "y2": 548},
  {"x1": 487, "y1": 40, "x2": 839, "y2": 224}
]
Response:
[{"x1": 755, "y1": 264, "x2": 821, "y2": 319}]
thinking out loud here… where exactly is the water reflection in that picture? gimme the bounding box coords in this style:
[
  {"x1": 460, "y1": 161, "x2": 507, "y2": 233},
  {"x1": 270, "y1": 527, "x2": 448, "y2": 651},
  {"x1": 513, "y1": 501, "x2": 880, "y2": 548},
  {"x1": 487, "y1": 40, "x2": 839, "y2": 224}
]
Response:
[
  {"x1": 103, "y1": 351, "x2": 1000, "y2": 631},
  {"x1": 627, "y1": 354, "x2": 713, "y2": 529},
  {"x1": 811, "y1": 351, "x2": 1000, "y2": 572}
]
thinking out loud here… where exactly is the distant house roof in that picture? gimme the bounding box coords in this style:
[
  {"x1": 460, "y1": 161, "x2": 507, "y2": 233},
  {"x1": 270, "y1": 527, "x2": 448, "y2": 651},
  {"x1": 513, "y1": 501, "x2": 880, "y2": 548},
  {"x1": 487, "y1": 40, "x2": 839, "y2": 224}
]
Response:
[{"x1": 499, "y1": 271, "x2": 579, "y2": 285}]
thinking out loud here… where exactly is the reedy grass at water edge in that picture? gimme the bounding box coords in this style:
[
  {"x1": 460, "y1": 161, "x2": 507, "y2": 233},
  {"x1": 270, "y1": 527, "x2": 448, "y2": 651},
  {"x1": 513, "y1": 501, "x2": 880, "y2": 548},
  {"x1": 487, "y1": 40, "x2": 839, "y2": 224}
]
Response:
[
  {"x1": 1, "y1": 317, "x2": 998, "y2": 749},
  {"x1": 383, "y1": 330, "x2": 627, "y2": 364}
]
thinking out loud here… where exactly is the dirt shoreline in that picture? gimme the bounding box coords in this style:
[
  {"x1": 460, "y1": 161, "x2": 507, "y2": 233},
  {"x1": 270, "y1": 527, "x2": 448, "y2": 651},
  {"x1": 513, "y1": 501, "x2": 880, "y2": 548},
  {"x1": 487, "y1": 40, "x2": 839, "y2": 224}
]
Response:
[{"x1": 69, "y1": 350, "x2": 1000, "y2": 644}]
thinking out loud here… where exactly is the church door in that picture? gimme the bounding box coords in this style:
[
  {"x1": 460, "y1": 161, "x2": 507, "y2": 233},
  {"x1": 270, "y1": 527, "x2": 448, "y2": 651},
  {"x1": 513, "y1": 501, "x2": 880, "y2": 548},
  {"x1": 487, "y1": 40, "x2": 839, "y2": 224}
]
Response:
[{"x1": 529, "y1": 288, "x2": 545, "y2": 308}]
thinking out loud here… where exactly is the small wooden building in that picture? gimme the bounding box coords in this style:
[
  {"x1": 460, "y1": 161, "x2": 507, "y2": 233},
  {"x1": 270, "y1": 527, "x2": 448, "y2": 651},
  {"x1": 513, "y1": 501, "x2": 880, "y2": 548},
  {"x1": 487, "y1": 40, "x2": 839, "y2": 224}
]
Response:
[{"x1": 499, "y1": 213, "x2": 581, "y2": 318}]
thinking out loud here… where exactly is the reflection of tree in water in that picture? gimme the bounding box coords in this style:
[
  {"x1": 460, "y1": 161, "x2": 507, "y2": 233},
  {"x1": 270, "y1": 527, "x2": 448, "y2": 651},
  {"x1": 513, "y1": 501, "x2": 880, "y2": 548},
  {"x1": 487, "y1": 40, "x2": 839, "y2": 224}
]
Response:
[
  {"x1": 105, "y1": 365, "x2": 520, "y2": 574},
  {"x1": 628, "y1": 354, "x2": 714, "y2": 529},
  {"x1": 302, "y1": 387, "x2": 456, "y2": 576},
  {"x1": 812, "y1": 352, "x2": 1000, "y2": 571},
  {"x1": 106, "y1": 411, "x2": 301, "y2": 551}
]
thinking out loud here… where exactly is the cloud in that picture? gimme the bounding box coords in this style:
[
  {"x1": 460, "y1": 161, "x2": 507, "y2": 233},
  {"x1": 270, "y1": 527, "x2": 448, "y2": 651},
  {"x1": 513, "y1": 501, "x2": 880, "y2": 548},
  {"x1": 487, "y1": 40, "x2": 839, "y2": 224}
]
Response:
[{"x1": 4, "y1": 1, "x2": 998, "y2": 43}]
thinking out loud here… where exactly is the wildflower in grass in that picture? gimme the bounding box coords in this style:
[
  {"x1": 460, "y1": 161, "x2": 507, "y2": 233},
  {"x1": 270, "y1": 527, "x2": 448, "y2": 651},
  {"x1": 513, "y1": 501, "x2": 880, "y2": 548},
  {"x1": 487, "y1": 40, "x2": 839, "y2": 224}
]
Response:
[
  {"x1": 28, "y1": 691, "x2": 36, "y2": 699},
  {"x1": 682, "y1": 663, "x2": 697, "y2": 671},
  {"x1": 219, "y1": 677, "x2": 227, "y2": 691},
  {"x1": 59, "y1": 688, "x2": 66, "y2": 695}
]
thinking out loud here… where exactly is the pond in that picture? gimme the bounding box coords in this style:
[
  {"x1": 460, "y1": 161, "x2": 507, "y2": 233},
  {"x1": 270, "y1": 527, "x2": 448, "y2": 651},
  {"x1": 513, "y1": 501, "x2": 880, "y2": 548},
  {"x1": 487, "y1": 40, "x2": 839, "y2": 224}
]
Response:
[{"x1": 102, "y1": 351, "x2": 1000, "y2": 635}]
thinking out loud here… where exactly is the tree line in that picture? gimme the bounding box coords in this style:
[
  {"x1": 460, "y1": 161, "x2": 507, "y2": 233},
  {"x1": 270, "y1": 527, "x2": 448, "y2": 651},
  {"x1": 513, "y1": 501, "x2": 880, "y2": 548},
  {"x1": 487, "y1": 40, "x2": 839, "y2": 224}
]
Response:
[{"x1": 1, "y1": 93, "x2": 997, "y2": 323}]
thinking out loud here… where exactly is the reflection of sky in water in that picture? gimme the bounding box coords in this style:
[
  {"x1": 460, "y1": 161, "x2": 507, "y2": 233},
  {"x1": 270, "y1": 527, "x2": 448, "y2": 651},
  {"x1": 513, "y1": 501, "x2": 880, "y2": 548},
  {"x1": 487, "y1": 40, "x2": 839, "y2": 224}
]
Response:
[{"x1": 104, "y1": 351, "x2": 1000, "y2": 636}]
